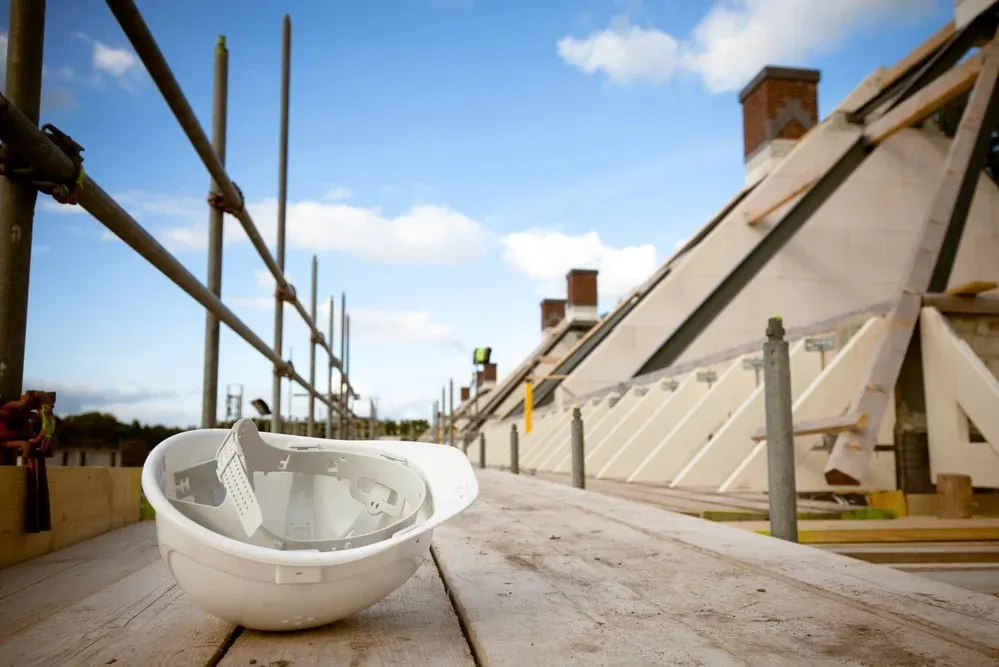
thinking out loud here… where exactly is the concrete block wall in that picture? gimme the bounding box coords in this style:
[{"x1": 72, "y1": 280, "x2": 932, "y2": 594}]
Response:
[{"x1": 944, "y1": 314, "x2": 999, "y2": 380}]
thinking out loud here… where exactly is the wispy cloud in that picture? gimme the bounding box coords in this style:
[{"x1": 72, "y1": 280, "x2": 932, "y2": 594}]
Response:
[
  {"x1": 558, "y1": 0, "x2": 934, "y2": 92},
  {"x1": 74, "y1": 32, "x2": 145, "y2": 92}
]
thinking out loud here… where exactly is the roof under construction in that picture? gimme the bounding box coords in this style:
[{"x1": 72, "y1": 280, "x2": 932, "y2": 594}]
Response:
[{"x1": 464, "y1": 4, "x2": 999, "y2": 487}]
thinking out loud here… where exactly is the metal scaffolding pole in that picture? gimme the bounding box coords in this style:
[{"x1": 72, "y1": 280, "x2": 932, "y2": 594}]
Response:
[
  {"x1": 200, "y1": 35, "x2": 228, "y2": 428},
  {"x1": 270, "y1": 15, "x2": 291, "y2": 434},
  {"x1": 307, "y1": 255, "x2": 318, "y2": 437},
  {"x1": 448, "y1": 378, "x2": 454, "y2": 447},
  {"x1": 102, "y1": 0, "x2": 353, "y2": 386},
  {"x1": 440, "y1": 386, "x2": 446, "y2": 444},
  {"x1": 0, "y1": 93, "x2": 350, "y2": 417},
  {"x1": 326, "y1": 295, "x2": 334, "y2": 438},
  {"x1": 432, "y1": 401, "x2": 439, "y2": 443},
  {"x1": 345, "y1": 313, "x2": 352, "y2": 438},
  {"x1": 339, "y1": 291, "x2": 347, "y2": 437},
  {"x1": 0, "y1": 0, "x2": 45, "y2": 404}
]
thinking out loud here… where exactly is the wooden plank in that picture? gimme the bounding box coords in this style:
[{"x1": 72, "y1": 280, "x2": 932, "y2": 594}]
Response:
[
  {"x1": 924, "y1": 292, "x2": 999, "y2": 314},
  {"x1": 0, "y1": 558, "x2": 234, "y2": 667},
  {"x1": 826, "y1": 39, "x2": 999, "y2": 485},
  {"x1": 0, "y1": 521, "x2": 160, "y2": 641},
  {"x1": 435, "y1": 471, "x2": 999, "y2": 665},
  {"x1": 750, "y1": 411, "x2": 868, "y2": 441},
  {"x1": 877, "y1": 21, "x2": 958, "y2": 104},
  {"x1": 219, "y1": 562, "x2": 473, "y2": 667},
  {"x1": 488, "y1": 472, "x2": 999, "y2": 652},
  {"x1": 532, "y1": 471, "x2": 843, "y2": 516},
  {"x1": 946, "y1": 279, "x2": 999, "y2": 296},
  {"x1": 899, "y1": 568, "x2": 999, "y2": 595},
  {"x1": 906, "y1": 491, "x2": 999, "y2": 516},
  {"x1": 728, "y1": 518, "x2": 999, "y2": 544},
  {"x1": 865, "y1": 49, "x2": 985, "y2": 145},
  {"x1": 0, "y1": 466, "x2": 143, "y2": 569},
  {"x1": 745, "y1": 175, "x2": 819, "y2": 225},
  {"x1": 821, "y1": 542, "x2": 999, "y2": 565}
]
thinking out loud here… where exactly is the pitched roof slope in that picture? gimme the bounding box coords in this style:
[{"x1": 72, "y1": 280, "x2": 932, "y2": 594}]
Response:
[
  {"x1": 504, "y1": 11, "x2": 999, "y2": 414},
  {"x1": 504, "y1": 185, "x2": 757, "y2": 417}
]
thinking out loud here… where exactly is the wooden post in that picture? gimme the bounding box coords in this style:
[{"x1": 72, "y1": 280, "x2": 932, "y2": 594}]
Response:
[
  {"x1": 571, "y1": 407, "x2": 585, "y2": 489},
  {"x1": 763, "y1": 317, "x2": 798, "y2": 543},
  {"x1": 936, "y1": 473, "x2": 973, "y2": 519}
]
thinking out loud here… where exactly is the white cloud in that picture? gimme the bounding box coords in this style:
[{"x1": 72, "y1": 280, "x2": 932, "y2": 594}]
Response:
[
  {"x1": 501, "y1": 229, "x2": 657, "y2": 299},
  {"x1": 319, "y1": 300, "x2": 463, "y2": 348},
  {"x1": 558, "y1": 0, "x2": 932, "y2": 92},
  {"x1": 557, "y1": 18, "x2": 680, "y2": 85},
  {"x1": 246, "y1": 199, "x2": 488, "y2": 263},
  {"x1": 131, "y1": 189, "x2": 488, "y2": 264},
  {"x1": 343, "y1": 308, "x2": 463, "y2": 347},
  {"x1": 41, "y1": 185, "x2": 489, "y2": 264},
  {"x1": 230, "y1": 289, "x2": 462, "y2": 348},
  {"x1": 92, "y1": 41, "x2": 137, "y2": 77},
  {"x1": 323, "y1": 186, "x2": 352, "y2": 201},
  {"x1": 72, "y1": 32, "x2": 143, "y2": 91}
]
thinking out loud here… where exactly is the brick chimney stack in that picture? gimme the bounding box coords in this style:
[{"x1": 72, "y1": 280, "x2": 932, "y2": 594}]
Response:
[
  {"x1": 739, "y1": 66, "x2": 820, "y2": 185},
  {"x1": 540, "y1": 298, "x2": 567, "y2": 333},
  {"x1": 566, "y1": 269, "x2": 599, "y2": 323},
  {"x1": 476, "y1": 362, "x2": 498, "y2": 393},
  {"x1": 460, "y1": 386, "x2": 470, "y2": 402}
]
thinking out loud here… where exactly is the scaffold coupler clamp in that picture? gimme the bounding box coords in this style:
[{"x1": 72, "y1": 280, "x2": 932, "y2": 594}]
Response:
[
  {"x1": 0, "y1": 124, "x2": 85, "y2": 205},
  {"x1": 274, "y1": 359, "x2": 295, "y2": 379},
  {"x1": 207, "y1": 181, "x2": 245, "y2": 215}
]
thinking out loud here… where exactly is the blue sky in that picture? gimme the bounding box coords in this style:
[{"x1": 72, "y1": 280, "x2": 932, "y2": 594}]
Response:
[{"x1": 7, "y1": 0, "x2": 952, "y2": 425}]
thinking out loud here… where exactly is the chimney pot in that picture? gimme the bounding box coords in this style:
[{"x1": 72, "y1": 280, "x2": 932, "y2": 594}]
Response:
[
  {"x1": 739, "y1": 66, "x2": 820, "y2": 184},
  {"x1": 460, "y1": 386, "x2": 470, "y2": 402}
]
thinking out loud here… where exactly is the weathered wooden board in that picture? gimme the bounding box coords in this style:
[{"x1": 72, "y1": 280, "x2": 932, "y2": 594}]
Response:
[
  {"x1": 0, "y1": 521, "x2": 160, "y2": 641},
  {"x1": 7, "y1": 471, "x2": 999, "y2": 666},
  {"x1": 725, "y1": 517, "x2": 999, "y2": 543},
  {"x1": 219, "y1": 561, "x2": 474, "y2": 666},
  {"x1": 532, "y1": 470, "x2": 842, "y2": 516},
  {"x1": 433, "y1": 470, "x2": 999, "y2": 665},
  {"x1": 0, "y1": 556, "x2": 233, "y2": 666},
  {"x1": 0, "y1": 465, "x2": 143, "y2": 569}
]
